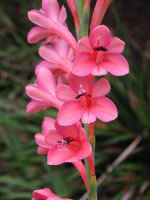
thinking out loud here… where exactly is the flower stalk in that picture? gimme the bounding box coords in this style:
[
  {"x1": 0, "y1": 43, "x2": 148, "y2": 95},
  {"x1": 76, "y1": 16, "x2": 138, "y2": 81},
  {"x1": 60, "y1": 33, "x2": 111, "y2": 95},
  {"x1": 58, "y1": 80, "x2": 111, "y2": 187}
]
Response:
[
  {"x1": 79, "y1": 0, "x2": 91, "y2": 37},
  {"x1": 84, "y1": 123, "x2": 97, "y2": 200}
]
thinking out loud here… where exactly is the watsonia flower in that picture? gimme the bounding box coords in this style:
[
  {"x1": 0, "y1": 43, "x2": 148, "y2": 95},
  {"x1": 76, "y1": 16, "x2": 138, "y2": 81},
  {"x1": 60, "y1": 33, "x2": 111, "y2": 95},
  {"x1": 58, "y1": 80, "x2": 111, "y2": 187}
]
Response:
[
  {"x1": 56, "y1": 73, "x2": 118, "y2": 126},
  {"x1": 72, "y1": 25, "x2": 129, "y2": 76},
  {"x1": 25, "y1": 67, "x2": 62, "y2": 113}
]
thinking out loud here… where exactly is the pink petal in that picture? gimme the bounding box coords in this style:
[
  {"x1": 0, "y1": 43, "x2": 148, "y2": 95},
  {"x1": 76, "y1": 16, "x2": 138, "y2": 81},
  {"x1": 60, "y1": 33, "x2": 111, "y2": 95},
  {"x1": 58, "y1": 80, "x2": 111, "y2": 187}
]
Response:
[
  {"x1": 33, "y1": 188, "x2": 52, "y2": 199},
  {"x1": 25, "y1": 85, "x2": 62, "y2": 109},
  {"x1": 72, "y1": 53, "x2": 96, "y2": 76},
  {"x1": 33, "y1": 188, "x2": 72, "y2": 200},
  {"x1": 82, "y1": 110, "x2": 96, "y2": 124},
  {"x1": 78, "y1": 36, "x2": 92, "y2": 53},
  {"x1": 75, "y1": 139, "x2": 92, "y2": 160},
  {"x1": 42, "y1": 116, "x2": 55, "y2": 134},
  {"x1": 27, "y1": 26, "x2": 50, "y2": 44},
  {"x1": 91, "y1": 97, "x2": 118, "y2": 122},
  {"x1": 45, "y1": 130, "x2": 63, "y2": 146},
  {"x1": 35, "y1": 133, "x2": 49, "y2": 148},
  {"x1": 42, "y1": 0, "x2": 60, "y2": 21},
  {"x1": 37, "y1": 146, "x2": 48, "y2": 154},
  {"x1": 58, "y1": 101, "x2": 85, "y2": 126},
  {"x1": 37, "y1": 67, "x2": 56, "y2": 95},
  {"x1": 52, "y1": 38, "x2": 69, "y2": 58},
  {"x1": 39, "y1": 45, "x2": 60, "y2": 63},
  {"x1": 26, "y1": 100, "x2": 47, "y2": 113},
  {"x1": 107, "y1": 37, "x2": 125, "y2": 53},
  {"x1": 79, "y1": 126, "x2": 89, "y2": 140},
  {"x1": 39, "y1": 45, "x2": 71, "y2": 73},
  {"x1": 28, "y1": 10, "x2": 54, "y2": 29},
  {"x1": 92, "y1": 78, "x2": 111, "y2": 98},
  {"x1": 101, "y1": 53, "x2": 129, "y2": 76},
  {"x1": 56, "y1": 84, "x2": 76, "y2": 102},
  {"x1": 47, "y1": 145, "x2": 74, "y2": 165},
  {"x1": 59, "y1": 5, "x2": 67, "y2": 24},
  {"x1": 26, "y1": 85, "x2": 54, "y2": 104},
  {"x1": 68, "y1": 73, "x2": 94, "y2": 94},
  {"x1": 90, "y1": 0, "x2": 112, "y2": 32},
  {"x1": 89, "y1": 25, "x2": 111, "y2": 48},
  {"x1": 91, "y1": 66, "x2": 107, "y2": 76},
  {"x1": 55, "y1": 121, "x2": 80, "y2": 138},
  {"x1": 35, "y1": 61, "x2": 57, "y2": 75}
]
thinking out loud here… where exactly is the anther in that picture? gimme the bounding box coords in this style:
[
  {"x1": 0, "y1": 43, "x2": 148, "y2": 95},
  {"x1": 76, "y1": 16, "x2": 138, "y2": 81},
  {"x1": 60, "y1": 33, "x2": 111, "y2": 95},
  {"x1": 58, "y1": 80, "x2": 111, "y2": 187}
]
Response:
[
  {"x1": 78, "y1": 84, "x2": 86, "y2": 95},
  {"x1": 75, "y1": 93, "x2": 86, "y2": 99},
  {"x1": 57, "y1": 137, "x2": 73, "y2": 145},
  {"x1": 93, "y1": 46, "x2": 108, "y2": 52}
]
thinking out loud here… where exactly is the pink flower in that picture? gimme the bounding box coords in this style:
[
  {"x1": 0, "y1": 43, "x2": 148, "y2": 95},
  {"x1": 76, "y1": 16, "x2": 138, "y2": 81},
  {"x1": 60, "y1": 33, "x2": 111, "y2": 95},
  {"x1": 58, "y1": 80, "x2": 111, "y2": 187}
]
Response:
[
  {"x1": 28, "y1": 0, "x2": 67, "y2": 44},
  {"x1": 90, "y1": 0, "x2": 112, "y2": 32},
  {"x1": 56, "y1": 73, "x2": 118, "y2": 126},
  {"x1": 72, "y1": 25, "x2": 129, "y2": 76},
  {"x1": 32, "y1": 188, "x2": 72, "y2": 200},
  {"x1": 35, "y1": 61, "x2": 68, "y2": 84},
  {"x1": 35, "y1": 116, "x2": 92, "y2": 165},
  {"x1": 25, "y1": 67, "x2": 62, "y2": 113},
  {"x1": 27, "y1": 0, "x2": 78, "y2": 54},
  {"x1": 38, "y1": 37, "x2": 73, "y2": 74}
]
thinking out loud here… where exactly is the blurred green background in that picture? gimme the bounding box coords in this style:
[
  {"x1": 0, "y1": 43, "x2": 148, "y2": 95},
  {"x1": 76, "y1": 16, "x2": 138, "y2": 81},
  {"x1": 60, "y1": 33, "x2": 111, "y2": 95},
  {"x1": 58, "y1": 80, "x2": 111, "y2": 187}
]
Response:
[{"x1": 0, "y1": 0, "x2": 150, "y2": 199}]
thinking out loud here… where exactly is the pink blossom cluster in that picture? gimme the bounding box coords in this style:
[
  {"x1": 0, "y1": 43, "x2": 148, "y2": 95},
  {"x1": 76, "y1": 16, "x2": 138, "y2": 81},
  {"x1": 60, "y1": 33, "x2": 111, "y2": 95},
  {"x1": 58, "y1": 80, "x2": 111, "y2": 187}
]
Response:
[{"x1": 26, "y1": 0, "x2": 129, "y2": 199}]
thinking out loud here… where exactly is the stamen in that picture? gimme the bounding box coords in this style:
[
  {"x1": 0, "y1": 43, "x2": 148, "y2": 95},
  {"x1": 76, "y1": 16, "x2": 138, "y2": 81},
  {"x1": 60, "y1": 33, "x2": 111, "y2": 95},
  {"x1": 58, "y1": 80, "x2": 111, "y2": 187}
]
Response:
[
  {"x1": 75, "y1": 93, "x2": 92, "y2": 99},
  {"x1": 78, "y1": 84, "x2": 86, "y2": 95},
  {"x1": 63, "y1": 138, "x2": 73, "y2": 144},
  {"x1": 93, "y1": 46, "x2": 108, "y2": 52},
  {"x1": 57, "y1": 137, "x2": 73, "y2": 145},
  {"x1": 57, "y1": 137, "x2": 73, "y2": 151},
  {"x1": 75, "y1": 93, "x2": 86, "y2": 99}
]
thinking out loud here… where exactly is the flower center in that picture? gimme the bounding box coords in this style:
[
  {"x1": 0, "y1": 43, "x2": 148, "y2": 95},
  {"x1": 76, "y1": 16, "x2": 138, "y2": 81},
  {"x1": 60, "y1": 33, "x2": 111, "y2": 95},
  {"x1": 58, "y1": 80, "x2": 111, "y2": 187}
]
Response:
[
  {"x1": 57, "y1": 137, "x2": 73, "y2": 144},
  {"x1": 57, "y1": 137, "x2": 74, "y2": 151},
  {"x1": 93, "y1": 46, "x2": 108, "y2": 52},
  {"x1": 75, "y1": 84, "x2": 92, "y2": 107}
]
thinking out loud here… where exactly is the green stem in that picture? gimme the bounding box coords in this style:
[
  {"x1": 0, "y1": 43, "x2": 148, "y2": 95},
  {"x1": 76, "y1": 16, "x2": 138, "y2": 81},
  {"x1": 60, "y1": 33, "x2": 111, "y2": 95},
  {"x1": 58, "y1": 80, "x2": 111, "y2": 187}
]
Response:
[
  {"x1": 89, "y1": 176, "x2": 97, "y2": 200},
  {"x1": 84, "y1": 124, "x2": 97, "y2": 200},
  {"x1": 77, "y1": 2, "x2": 97, "y2": 199},
  {"x1": 77, "y1": 0, "x2": 90, "y2": 38}
]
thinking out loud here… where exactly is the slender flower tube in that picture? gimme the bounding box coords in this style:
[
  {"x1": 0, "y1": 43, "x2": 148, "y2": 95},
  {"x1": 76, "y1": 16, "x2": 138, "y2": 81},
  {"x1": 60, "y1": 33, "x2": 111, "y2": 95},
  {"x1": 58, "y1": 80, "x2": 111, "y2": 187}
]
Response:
[
  {"x1": 72, "y1": 161, "x2": 88, "y2": 190},
  {"x1": 72, "y1": 25, "x2": 129, "y2": 76},
  {"x1": 66, "y1": 0, "x2": 80, "y2": 38},
  {"x1": 56, "y1": 73, "x2": 118, "y2": 126},
  {"x1": 90, "y1": 0, "x2": 112, "y2": 32},
  {"x1": 25, "y1": 67, "x2": 62, "y2": 113},
  {"x1": 32, "y1": 188, "x2": 72, "y2": 200}
]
